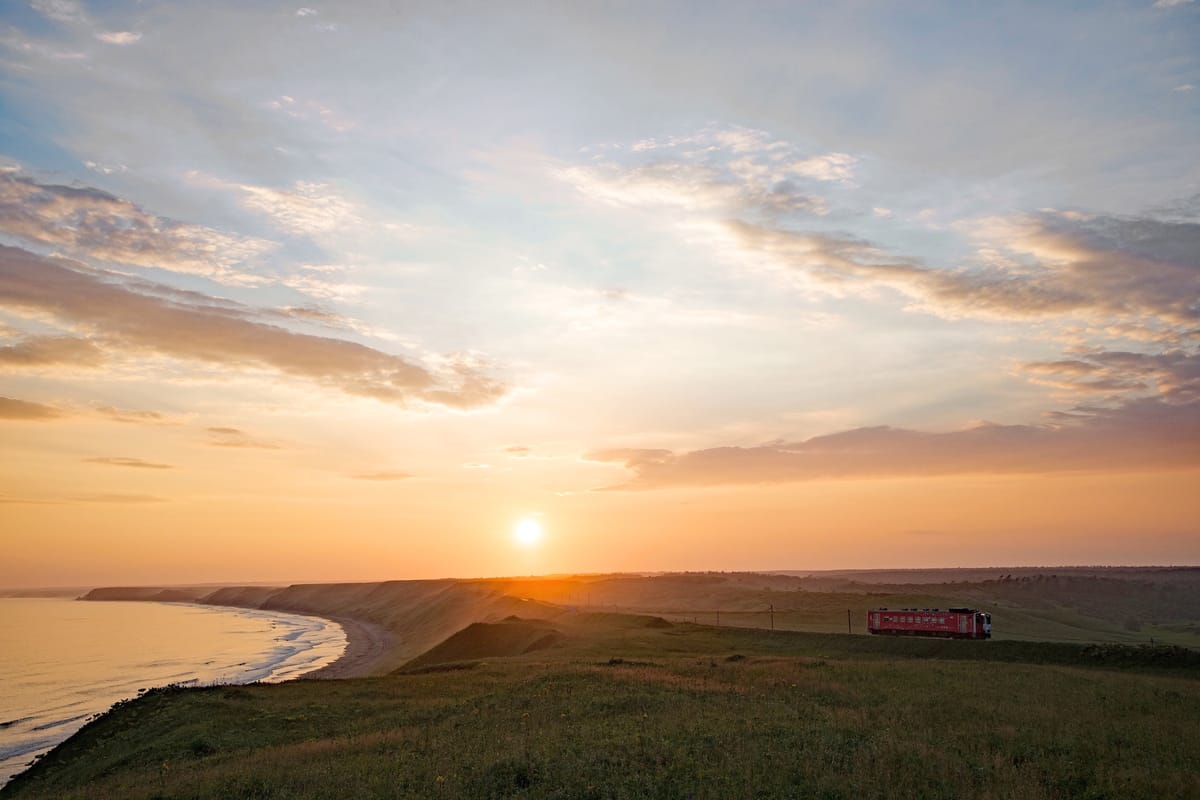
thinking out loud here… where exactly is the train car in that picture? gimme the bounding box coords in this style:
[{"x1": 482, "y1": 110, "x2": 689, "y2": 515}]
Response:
[{"x1": 867, "y1": 607, "x2": 991, "y2": 639}]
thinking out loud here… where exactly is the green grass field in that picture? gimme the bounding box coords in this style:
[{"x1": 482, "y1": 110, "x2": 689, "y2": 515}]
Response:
[{"x1": 6, "y1": 615, "x2": 1199, "y2": 800}]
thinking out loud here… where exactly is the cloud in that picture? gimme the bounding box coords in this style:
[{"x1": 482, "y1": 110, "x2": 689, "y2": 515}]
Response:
[
  {"x1": 1021, "y1": 349, "x2": 1200, "y2": 402},
  {"x1": 0, "y1": 335, "x2": 103, "y2": 367},
  {"x1": 235, "y1": 180, "x2": 360, "y2": 233},
  {"x1": 566, "y1": 161, "x2": 828, "y2": 217},
  {"x1": 0, "y1": 246, "x2": 506, "y2": 409},
  {"x1": 587, "y1": 396, "x2": 1200, "y2": 489},
  {"x1": 350, "y1": 470, "x2": 412, "y2": 481},
  {"x1": 280, "y1": 274, "x2": 366, "y2": 303},
  {"x1": 84, "y1": 160, "x2": 126, "y2": 175},
  {"x1": 0, "y1": 26, "x2": 87, "y2": 60},
  {"x1": 205, "y1": 427, "x2": 280, "y2": 449},
  {"x1": 561, "y1": 127, "x2": 845, "y2": 220},
  {"x1": 83, "y1": 456, "x2": 174, "y2": 469},
  {"x1": 0, "y1": 396, "x2": 64, "y2": 420},
  {"x1": 296, "y1": 8, "x2": 318, "y2": 16},
  {"x1": 726, "y1": 211, "x2": 1200, "y2": 329},
  {"x1": 263, "y1": 96, "x2": 355, "y2": 133},
  {"x1": 0, "y1": 172, "x2": 275, "y2": 284},
  {"x1": 31, "y1": 0, "x2": 86, "y2": 23},
  {"x1": 96, "y1": 406, "x2": 165, "y2": 424},
  {"x1": 785, "y1": 153, "x2": 857, "y2": 183},
  {"x1": 95, "y1": 31, "x2": 142, "y2": 45},
  {"x1": 504, "y1": 445, "x2": 531, "y2": 457},
  {"x1": 1153, "y1": 0, "x2": 1193, "y2": 8},
  {"x1": 69, "y1": 493, "x2": 167, "y2": 503}
]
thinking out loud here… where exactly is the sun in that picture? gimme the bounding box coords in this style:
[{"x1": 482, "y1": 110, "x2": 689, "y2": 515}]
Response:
[{"x1": 513, "y1": 518, "x2": 543, "y2": 547}]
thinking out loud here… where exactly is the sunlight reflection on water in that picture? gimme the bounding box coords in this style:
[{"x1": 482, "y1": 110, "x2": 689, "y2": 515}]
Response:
[{"x1": 0, "y1": 598, "x2": 346, "y2": 786}]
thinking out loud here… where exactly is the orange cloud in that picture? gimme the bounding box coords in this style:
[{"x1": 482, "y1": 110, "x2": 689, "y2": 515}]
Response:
[
  {"x1": 68, "y1": 493, "x2": 167, "y2": 504},
  {"x1": 206, "y1": 427, "x2": 280, "y2": 450},
  {"x1": 1021, "y1": 350, "x2": 1200, "y2": 401},
  {"x1": 83, "y1": 457, "x2": 174, "y2": 469},
  {"x1": 588, "y1": 397, "x2": 1200, "y2": 489},
  {"x1": 0, "y1": 335, "x2": 103, "y2": 367},
  {"x1": 0, "y1": 396, "x2": 64, "y2": 420},
  {"x1": 96, "y1": 407, "x2": 167, "y2": 424},
  {"x1": 350, "y1": 471, "x2": 413, "y2": 481}
]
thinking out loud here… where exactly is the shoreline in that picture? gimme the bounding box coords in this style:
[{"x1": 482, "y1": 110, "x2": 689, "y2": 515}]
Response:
[
  {"x1": 74, "y1": 595, "x2": 398, "y2": 681},
  {"x1": 299, "y1": 615, "x2": 395, "y2": 679}
]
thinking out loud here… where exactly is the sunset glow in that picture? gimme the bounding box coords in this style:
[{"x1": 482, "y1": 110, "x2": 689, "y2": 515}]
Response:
[
  {"x1": 514, "y1": 519, "x2": 544, "y2": 548},
  {"x1": 0, "y1": 2, "x2": 1197, "y2": 588}
]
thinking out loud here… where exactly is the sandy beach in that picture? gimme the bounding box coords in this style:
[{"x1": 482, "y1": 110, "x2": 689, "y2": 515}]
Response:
[{"x1": 303, "y1": 616, "x2": 396, "y2": 679}]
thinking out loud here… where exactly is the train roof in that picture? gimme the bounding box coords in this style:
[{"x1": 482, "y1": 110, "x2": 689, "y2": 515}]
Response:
[{"x1": 869, "y1": 607, "x2": 983, "y2": 613}]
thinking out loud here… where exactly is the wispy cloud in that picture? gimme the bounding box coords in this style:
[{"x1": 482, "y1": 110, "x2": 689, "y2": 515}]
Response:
[
  {"x1": 234, "y1": 178, "x2": 360, "y2": 233},
  {"x1": 0, "y1": 396, "x2": 64, "y2": 420},
  {"x1": 96, "y1": 406, "x2": 166, "y2": 424},
  {"x1": 0, "y1": 172, "x2": 275, "y2": 284},
  {"x1": 1021, "y1": 350, "x2": 1200, "y2": 402},
  {"x1": 264, "y1": 95, "x2": 355, "y2": 133},
  {"x1": 69, "y1": 493, "x2": 167, "y2": 503},
  {"x1": 95, "y1": 31, "x2": 142, "y2": 46},
  {"x1": 0, "y1": 26, "x2": 87, "y2": 60},
  {"x1": 726, "y1": 211, "x2": 1200, "y2": 330},
  {"x1": 205, "y1": 427, "x2": 280, "y2": 450},
  {"x1": 350, "y1": 470, "x2": 412, "y2": 481},
  {"x1": 562, "y1": 126, "x2": 848, "y2": 221},
  {"x1": 30, "y1": 0, "x2": 87, "y2": 23},
  {"x1": 0, "y1": 335, "x2": 103, "y2": 367},
  {"x1": 0, "y1": 246, "x2": 506, "y2": 409},
  {"x1": 83, "y1": 456, "x2": 174, "y2": 469}
]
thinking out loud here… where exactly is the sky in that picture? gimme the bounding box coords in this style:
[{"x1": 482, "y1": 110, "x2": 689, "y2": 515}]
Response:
[{"x1": 1, "y1": 1, "x2": 1198, "y2": 587}]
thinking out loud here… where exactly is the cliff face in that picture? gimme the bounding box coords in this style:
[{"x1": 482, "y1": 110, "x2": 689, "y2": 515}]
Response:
[
  {"x1": 80, "y1": 587, "x2": 209, "y2": 603},
  {"x1": 199, "y1": 586, "x2": 284, "y2": 607}
]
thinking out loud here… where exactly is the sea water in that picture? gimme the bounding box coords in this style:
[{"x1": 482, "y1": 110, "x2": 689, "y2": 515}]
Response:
[{"x1": 0, "y1": 597, "x2": 347, "y2": 786}]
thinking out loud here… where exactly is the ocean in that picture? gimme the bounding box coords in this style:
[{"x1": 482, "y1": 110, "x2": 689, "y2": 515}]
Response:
[{"x1": 0, "y1": 597, "x2": 346, "y2": 786}]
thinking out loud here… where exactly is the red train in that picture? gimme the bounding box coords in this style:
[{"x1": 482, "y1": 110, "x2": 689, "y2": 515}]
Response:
[{"x1": 867, "y1": 607, "x2": 992, "y2": 639}]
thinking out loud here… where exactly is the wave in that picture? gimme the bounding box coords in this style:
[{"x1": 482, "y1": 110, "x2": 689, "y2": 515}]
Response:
[
  {"x1": 30, "y1": 713, "x2": 91, "y2": 733},
  {"x1": 0, "y1": 731, "x2": 70, "y2": 764}
]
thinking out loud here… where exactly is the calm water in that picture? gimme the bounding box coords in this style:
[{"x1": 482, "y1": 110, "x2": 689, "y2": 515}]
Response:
[{"x1": 0, "y1": 597, "x2": 346, "y2": 786}]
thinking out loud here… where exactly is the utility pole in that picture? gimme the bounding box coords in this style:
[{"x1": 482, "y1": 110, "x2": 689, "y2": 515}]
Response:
[
  {"x1": 847, "y1": 609, "x2": 852, "y2": 634},
  {"x1": 769, "y1": 603, "x2": 775, "y2": 631},
  {"x1": 716, "y1": 610, "x2": 720, "y2": 627}
]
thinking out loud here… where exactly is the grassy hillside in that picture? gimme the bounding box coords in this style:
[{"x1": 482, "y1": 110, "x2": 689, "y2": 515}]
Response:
[{"x1": 5, "y1": 617, "x2": 1198, "y2": 800}]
